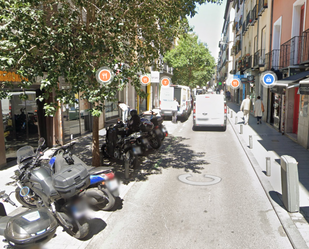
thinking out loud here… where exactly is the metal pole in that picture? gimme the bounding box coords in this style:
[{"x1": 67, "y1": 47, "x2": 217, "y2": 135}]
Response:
[
  {"x1": 228, "y1": 107, "x2": 230, "y2": 114},
  {"x1": 235, "y1": 116, "x2": 238, "y2": 125},
  {"x1": 240, "y1": 124, "x2": 243, "y2": 134},
  {"x1": 266, "y1": 157, "x2": 271, "y2": 176},
  {"x1": 231, "y1": 111, "x2": 233, "y2": 118},
  {"x1": 249, "y1": 135, "x2": 253, "y2": 149}
]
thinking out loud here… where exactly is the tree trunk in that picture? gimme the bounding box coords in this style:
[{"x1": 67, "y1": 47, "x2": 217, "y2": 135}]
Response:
[{"x1": 92, "y1": 116, "x2": 100, "y2": 166}]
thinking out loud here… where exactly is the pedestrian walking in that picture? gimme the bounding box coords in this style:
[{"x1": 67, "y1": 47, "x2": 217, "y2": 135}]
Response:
[
  {"x1": 254, "y1": 96, "x2": 264, "y2": 124},
  {"x1": 172, "y1": 98, "x2": 180, "y2": 123},
  {"x1": 240, "y1": 95, "x2": 251, "y2": 125},
  {"x1": 118, "y1": 101, "x2": 129, "y2": 123}
]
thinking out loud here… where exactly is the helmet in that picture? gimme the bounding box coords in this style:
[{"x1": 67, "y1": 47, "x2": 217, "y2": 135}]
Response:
[{"x1": 130, "y1": 109, "x2": 138, "y2": 116}]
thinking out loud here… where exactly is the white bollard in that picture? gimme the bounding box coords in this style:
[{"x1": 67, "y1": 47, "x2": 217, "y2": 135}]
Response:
[
  {"x1": 249, "y1": 135, "x2": 253, "y2": 149},
  {"x1": 240, "y1": 124, "x2": 243, "y2": 134},
  {"x1": 266, "y1": 157, "x2": 271, "y2": 176}
]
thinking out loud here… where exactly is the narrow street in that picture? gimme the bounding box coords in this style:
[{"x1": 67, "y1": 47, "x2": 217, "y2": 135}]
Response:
[{"x1": 83, "y1": 116, "x2": 292, "y2": 249}]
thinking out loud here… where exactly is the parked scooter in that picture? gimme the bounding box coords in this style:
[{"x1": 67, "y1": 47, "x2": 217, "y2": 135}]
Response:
[
  {"x1": 0, "y1": 190, "x2": 57, "y2": 248},
  {"x1": 141, "y1": 110, "x2": 168, "y2": 141},
  {"x1": 14, "y1": 138, "x2": 90, "y2": 239},
  {"x1": 49, "y1": 141, "x2": 119, "y2": 211}
]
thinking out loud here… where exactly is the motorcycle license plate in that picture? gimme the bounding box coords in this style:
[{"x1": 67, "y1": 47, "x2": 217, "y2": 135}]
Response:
[
  {"x1": 107, "y1": 179, "x2": 119, "y2": 191},
  {"x1": 155, "y1": 129, "x2": 162, "y2": 135},
  {"x1": 71, "y1": 201, "x2": 87, "y2": 219},
  {"x1": 133, "y1": 146, "x2": 142, "y2": 155}
]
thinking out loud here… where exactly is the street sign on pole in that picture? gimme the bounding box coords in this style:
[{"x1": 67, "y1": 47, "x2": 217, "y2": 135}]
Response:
[{"x1": 96, "y1": 66, "x2": 114, "y2": 85}]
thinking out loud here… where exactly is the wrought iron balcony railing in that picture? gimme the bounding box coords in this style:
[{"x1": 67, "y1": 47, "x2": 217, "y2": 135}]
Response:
[
  {"x1": 258, "y1": 0, "x2": 268, "y2": 16},
  {"x1": 252, "y1": 5, "x2": 257, "y2": 24},
  {"x1": 280, "y1": 36, "x2": 301, "y2": 68},
  {"x1": 300, "y1": 29, "x2": 309, "y2": 63}
]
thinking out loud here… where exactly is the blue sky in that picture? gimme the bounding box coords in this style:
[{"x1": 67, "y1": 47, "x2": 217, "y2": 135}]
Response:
[{"x1": 188, "y1": 1, "x2": 226, "y2": 62}]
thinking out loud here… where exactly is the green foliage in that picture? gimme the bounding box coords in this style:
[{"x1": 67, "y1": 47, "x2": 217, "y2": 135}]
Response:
[
  {"x1": 1, "y1": 0, "x2": 222, "y2": 114},
  {"x1": 164, "y1": 33, "x2": 215, "y2": 88}
]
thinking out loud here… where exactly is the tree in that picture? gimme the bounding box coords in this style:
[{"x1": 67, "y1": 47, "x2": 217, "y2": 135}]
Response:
[
  {"x1": 1, "y1": 0, "x2": 222, "y2": 166},
  {"x1": 164, "y1": 33, "x2": 215, "y2": 88}
]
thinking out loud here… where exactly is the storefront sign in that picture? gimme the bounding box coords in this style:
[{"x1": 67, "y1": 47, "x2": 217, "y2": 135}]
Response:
[
  {"x1": 299, "y1": 84, "x2": 309, "y2": 95},
  {"x1": 247, "y1": 75, "x2": 255, "y2": 82},
  {"x1": 151, "y1": 71, "x2": 160, "y2": 83},
  {"x1": 0, "y1": 71, "x2": 28, "y2": 82}
]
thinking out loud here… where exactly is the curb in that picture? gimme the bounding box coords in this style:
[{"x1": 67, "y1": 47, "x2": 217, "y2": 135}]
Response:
[{"x1": 227, "y1": 110, "x2": 308, "y2": 249}]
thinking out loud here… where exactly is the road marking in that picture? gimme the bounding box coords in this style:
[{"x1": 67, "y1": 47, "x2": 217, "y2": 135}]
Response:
[{"x1": 178, "y1": 174, "x2": 221, "y2": 186}]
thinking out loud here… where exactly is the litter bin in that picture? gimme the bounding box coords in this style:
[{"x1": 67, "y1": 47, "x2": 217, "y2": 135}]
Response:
[{"x1": 280, "y1": 155, "x2": 299, "y2": 212}]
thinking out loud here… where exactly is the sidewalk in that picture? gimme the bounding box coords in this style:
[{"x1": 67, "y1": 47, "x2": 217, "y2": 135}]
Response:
[{"x1": 228, "y1": 101, "x2": 309, "y2": 248}]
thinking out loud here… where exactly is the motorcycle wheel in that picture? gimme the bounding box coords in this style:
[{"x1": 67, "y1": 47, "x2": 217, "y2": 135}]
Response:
[
  {"x1": 101, "y1": 144, "x2": 110, "y2": 158},
  {"x1": 58, "y1": 212, "x2": 89, "y2": 239},
  {"x1": 97, "y1": 188, "x2": 116, "y2": 211},
  {"x1": 148, "y1": 135, "x2": 161, "y2": 149},
  {"x1": 15, "y1": 187, "x2": 38, "y2": 208}
]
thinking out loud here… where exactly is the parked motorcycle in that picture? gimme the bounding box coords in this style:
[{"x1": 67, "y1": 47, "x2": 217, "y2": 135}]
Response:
[
  {"x1": 14, "y1": 138, "x2": 90, "y2": 239},
  {"x1": 49, "y1": 142, "x2": 119, "y2": 211},
  {"x1": 141, "y1": 110, "x2": 168, "y2": 141},
  {"x1": 0, "y1": 190, "x2": 57, "y2": 248}
]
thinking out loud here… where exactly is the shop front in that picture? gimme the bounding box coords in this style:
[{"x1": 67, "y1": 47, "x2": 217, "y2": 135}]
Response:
[
  {"x1": 1, "y1": 91, "x2": 40, "y2": 161},
  {"x1": 269, "y1": 86, "x2": 286, "y2": 133}
]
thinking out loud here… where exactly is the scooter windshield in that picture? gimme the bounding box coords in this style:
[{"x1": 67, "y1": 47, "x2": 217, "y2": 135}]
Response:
[{"x1": 16, "y1": 146, "x2": 35, "y2": 165}]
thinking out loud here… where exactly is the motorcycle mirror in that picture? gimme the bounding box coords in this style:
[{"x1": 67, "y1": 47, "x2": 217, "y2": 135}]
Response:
[
  {"x1": 38, "y1": 137, "x2": 45, "y2": 147},
  {"x1": 0, "y1": 191, "x2": 5, "y2": 197}
]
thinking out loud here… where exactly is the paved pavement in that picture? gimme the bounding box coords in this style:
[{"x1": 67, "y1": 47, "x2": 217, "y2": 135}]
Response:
[{"x1": 228, "y1": 101, "x2": 309, "y2": 248}]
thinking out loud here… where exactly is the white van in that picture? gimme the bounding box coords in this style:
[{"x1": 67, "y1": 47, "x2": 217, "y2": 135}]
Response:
[
  {"x1": 193, "y1": 94, "x2": 227, "y2": 131},
  {"x1": 160, "y1": 85, "x2": 191, "y2": 119}
]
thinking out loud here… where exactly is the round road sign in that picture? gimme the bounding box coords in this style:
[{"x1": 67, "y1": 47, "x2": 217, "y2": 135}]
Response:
[
  {"x1": 96, "y1": 67, "x2": 114, "y2": 85},
  {"x1": 141, "y1": 75, "x2": 150, "y2": 85},
  {"x1": 231, "y1": 78, "x2": 240, "y2": 89},
  {"x1": 161, "y1": 77, "x2": 171, "y2": 87}
]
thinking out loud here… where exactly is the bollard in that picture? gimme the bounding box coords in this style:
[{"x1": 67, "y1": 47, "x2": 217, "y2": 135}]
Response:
[
  {"x1": 249, "y1": 135, "x2": 253, "y2": 149},
  {"x1": 231, "y1": 111, "x2": 233, "y2": 118},
  {"x1": 235, "y1": 116, "x2": 238, "y2": 125},
  {"x1": 228, "y1": 107, "x2": 230, "y2": 114},
  {"x1": 124, "y1": 154, "x2": 130, "y2": 179},
  {"x1": 240, "y1": 124, "x2": 243, "y2": 134},
  {"x1": 266, "y1": 157, "x2": 271, "y2": 176},
  {"x1": 280, "y1": 155, "x2": 299, "y2": 212}
]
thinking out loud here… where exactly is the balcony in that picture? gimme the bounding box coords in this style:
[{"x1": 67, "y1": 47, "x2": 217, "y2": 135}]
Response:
[
  {"x1": 258, "y1": 0, "x2": 268, "y2": 16},
  {"x1": 300, "y1": 29, "x2": 309, "y2": 63},
  {"x1": 252, "y1": 5, "x2": 258, "y2": 24},
  {"x1": 265, "y1": 49, "x2": 280, "y2": 71},
  {"x1": 252, "y1": 49, "x2": 266, "y2": 68},
  {"x1": 246, "y1": 10, "x2": 252, "y2": 29},
  {"x1": 242, "y1": 21, "x2": 246, "y2": 35},
  {"x1": 235, "y1": 40, "x2": 241, "y2": 54},
  {"x1": 243, "y1": 55, "x2": 252, "y2": 70},
  {"x1": 280, "y1": 36, "x2": 301, "y2": 68}
]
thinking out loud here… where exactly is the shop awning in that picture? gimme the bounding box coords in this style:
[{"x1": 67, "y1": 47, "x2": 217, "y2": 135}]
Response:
[{"x1": 276, "y1": 71, "x2": 309, "y2": 84}]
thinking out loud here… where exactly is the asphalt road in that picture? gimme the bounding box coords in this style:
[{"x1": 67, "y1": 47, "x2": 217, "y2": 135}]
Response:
[{"x1": 85, "y1": 116, "x2": 293, "y2": 249}]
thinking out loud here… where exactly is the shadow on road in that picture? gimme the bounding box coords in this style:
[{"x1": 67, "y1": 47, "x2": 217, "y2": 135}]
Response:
[{"x1": 80, "y1": 218, "x2": 107, "y2": 241}]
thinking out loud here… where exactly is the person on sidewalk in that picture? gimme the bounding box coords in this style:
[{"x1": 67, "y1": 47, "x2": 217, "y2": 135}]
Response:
[
  {"x1": 240, "y1": 95, "x2": 251, "y2": 125},
  {"x1": 172, "y1": 98, "x2": 180, "y2": 123},
  {"x1": 254, "y1": 96, "x2": 264, "y2": 124},
  {"x1": 118, "y1": 101, "x2": 129, "y2": 123}
]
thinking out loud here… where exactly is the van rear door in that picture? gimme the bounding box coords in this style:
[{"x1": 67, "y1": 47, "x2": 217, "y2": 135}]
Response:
[{"x1": 195, "y1": 95, "x2": 225, "y2": 126}]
